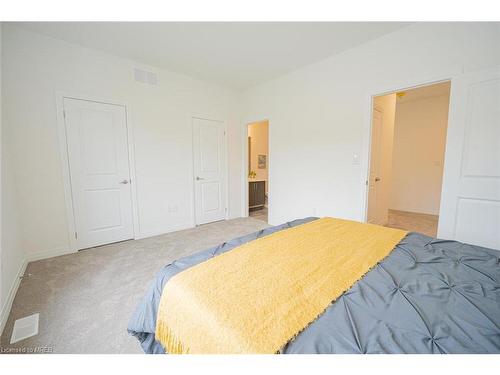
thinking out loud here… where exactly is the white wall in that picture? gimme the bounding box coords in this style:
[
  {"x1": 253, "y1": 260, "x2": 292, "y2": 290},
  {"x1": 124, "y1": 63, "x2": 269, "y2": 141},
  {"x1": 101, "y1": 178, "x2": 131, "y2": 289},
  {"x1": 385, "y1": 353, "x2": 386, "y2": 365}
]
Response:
[
  {"x1": 0, "y1": 103, "x2": 24, "y2": 334},
  {"x1": 390, "y1": 94, "x2": 450, "y2": 215},
  {"x1": 0, "y1": 20, "x2": 2, "y2": 330},
  {"x1": 371, "y1": 93, "x2": 396, "y2": 224},
  {"x1": 1, "y1": 22, "x2": 26, "y2": 334},
  {"x1": 1, "y1": 25, "x2": 244, "y2": 261},
  {"x1": 242, "y1": 23, "x2": 500, "y2": 225},
  {"x1": 248, "y1": 121, "x2": 269, "y2": 184}
]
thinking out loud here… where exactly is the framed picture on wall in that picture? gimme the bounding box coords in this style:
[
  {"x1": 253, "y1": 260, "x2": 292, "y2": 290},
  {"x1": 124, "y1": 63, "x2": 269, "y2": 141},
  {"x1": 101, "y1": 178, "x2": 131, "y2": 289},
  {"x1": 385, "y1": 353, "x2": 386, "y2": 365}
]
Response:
[{"x1": 258, "y1": 154, "x2": 267, "y2": 169}]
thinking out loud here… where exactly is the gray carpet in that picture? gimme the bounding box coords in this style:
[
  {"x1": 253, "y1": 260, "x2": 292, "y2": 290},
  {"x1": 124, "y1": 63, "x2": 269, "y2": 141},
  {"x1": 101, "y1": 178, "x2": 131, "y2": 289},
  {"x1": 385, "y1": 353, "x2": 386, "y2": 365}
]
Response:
[{"x1": 0, "y1": 218, "x2": 269, "y2": 353}]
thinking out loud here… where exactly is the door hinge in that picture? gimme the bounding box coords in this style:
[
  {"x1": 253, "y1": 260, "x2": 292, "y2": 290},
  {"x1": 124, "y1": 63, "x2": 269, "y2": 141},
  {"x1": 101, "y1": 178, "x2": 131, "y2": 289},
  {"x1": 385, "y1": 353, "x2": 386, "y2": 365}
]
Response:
[
  {"x1": 63, "y1": 110, "x2": 66, "y2": 119},
  {"x1": 75, "y1": 232, "x2": 78, "y2": 239}
]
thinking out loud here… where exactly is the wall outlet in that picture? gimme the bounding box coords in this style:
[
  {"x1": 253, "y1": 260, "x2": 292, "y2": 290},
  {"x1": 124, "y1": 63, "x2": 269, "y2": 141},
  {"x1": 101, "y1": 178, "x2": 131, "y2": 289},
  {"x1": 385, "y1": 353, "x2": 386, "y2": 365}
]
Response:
[{"x1": 168, "y1": 205, "x2": 178, "y2": 213}]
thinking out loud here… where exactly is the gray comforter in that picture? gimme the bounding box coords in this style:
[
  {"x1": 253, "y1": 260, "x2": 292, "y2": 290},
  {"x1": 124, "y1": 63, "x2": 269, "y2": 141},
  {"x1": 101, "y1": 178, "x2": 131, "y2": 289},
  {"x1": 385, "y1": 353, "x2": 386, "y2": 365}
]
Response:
[{"x1": 128, "y1": 217, "x2": 500, "y2": 354}]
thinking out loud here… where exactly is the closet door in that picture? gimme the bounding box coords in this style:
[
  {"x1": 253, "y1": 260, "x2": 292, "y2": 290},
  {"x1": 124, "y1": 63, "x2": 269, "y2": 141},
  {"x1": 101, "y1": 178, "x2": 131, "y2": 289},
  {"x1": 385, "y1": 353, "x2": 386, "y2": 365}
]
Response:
[
  {"x1": 64, "y1": 98, "x2": 134, "y2": 249},
  {"x1": 193, "y1": 117, "x2": 227, "y2": 225},
  {"x1": 438, "y1": 66, "x2": 500, "y2": 249}
]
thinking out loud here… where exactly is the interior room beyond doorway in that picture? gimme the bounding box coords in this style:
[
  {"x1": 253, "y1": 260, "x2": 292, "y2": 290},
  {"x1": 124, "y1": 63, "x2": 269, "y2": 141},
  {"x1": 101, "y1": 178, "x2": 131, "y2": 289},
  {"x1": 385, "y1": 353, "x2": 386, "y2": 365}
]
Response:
[
  {"x1": 247, "y1": 120, "x2": 269, "y2": 223},
  {"x1": 367, "y1": 81, "x2": 451, "y2": 237}
]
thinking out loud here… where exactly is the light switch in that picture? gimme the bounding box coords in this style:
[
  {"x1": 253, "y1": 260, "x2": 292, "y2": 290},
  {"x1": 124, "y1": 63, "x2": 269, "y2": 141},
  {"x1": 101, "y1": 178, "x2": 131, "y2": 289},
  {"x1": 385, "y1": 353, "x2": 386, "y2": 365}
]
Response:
[{"x1": 352, "y1": 152, "x2": 360, "y2": 165}]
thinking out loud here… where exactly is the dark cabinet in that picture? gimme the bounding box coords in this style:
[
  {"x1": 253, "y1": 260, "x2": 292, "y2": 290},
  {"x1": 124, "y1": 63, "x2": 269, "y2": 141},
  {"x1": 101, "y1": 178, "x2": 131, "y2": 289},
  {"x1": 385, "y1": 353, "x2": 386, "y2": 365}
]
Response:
[{"x1": 249, "y1": 181, "x2": 266, "y2": 210}]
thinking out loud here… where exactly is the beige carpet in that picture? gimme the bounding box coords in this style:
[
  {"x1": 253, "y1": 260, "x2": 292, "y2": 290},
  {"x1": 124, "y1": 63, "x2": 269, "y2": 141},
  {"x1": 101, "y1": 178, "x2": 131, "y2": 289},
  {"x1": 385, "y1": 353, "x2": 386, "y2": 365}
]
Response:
[{"x1": 0, "y1": 218, "x2": 269, "y2": 354}]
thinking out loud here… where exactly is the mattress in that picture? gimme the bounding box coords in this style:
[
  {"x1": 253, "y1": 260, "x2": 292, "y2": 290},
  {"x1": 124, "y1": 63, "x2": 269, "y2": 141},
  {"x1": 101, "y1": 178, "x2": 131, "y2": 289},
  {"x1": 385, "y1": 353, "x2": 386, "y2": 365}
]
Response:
[{"x1": 127, "y1": 217, "x2": 500, "y2": 354}]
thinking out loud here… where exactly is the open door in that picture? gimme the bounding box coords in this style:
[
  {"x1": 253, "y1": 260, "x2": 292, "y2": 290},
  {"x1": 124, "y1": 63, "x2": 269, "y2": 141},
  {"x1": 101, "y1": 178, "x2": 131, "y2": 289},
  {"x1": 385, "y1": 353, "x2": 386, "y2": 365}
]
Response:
[
  {"x1": 367, "y1": 107, "x2": 384, "y2": 224},
  {"x1": 439, "y1": 66, "x2": 500, "y2": 249}
]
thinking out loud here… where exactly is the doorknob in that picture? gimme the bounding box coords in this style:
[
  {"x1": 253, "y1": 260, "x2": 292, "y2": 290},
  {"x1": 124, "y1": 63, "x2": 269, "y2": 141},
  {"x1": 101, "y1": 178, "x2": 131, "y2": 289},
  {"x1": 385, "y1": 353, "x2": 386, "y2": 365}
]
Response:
[
  {"x1": 120, "y1": 179, "x2": 129, "y2": 184},
  {"x1": 196, "y1": 177, "x2": 204, "y2": 181},
  {"x1": 375, "y1": 177, "x2": 381, "y2": 182}
]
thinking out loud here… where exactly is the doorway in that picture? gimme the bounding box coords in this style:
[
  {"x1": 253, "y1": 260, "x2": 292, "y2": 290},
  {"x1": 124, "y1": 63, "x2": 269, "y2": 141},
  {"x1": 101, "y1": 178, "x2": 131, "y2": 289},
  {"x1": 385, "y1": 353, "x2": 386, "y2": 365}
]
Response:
[
  {"x1": 367, "y1": 81, "x2": 451, "y2": 237},
  {"x1": 63, "y1": 97, "x2": 135, "y2": 249},
  {"x1": 247, "y1": 120, "x2": 269, "y2": 223}
]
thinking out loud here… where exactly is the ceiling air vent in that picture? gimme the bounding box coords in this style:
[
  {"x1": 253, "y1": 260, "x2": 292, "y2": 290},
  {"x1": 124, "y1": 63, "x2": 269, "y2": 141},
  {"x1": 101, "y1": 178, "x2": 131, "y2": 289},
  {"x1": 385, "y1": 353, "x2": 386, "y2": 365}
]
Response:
[{"x1": 134, "y1": 68, "x2": 158, "y2": 86}]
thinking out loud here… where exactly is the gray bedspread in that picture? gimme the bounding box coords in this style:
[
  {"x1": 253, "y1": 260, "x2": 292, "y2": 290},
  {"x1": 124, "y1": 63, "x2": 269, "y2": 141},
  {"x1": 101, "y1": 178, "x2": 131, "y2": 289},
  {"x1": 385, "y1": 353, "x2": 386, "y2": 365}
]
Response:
[{"x1": 127, "y1": 217, "x2": 500, "y2": 354}]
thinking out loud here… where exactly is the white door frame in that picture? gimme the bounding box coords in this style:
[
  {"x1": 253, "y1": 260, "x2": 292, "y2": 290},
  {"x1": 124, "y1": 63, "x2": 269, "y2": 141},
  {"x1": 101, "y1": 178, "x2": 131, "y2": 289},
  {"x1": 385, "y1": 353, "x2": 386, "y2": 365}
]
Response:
[
  {"x1": 242, "y1": 118, "x2": 270, "y2": 218},
  {"x1": 191, "y1": 116, "x2": 229, "y2": 226},
  {"x1": 55, "y1": 91, "x2": 140, "y2": 252},
  {"x1": 361, "y1": 66, "x2": 461, "y2": 232}
]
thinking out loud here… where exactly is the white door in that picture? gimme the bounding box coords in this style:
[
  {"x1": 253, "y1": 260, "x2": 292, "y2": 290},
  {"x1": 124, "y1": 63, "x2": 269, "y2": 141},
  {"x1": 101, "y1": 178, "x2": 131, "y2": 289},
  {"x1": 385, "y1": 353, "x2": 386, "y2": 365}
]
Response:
[
  {"x1": 193, "y1": 117, "x2": 227, "y2": 225},
  {"x1": 438, "y1": 66, "x2": 500, "y2": 249},
  {"x1": 367, "y1": 108, "x2": 384, "y2": 224},
  {"x1": 64, "y1": 98, "x2": 134, "y2": 249}
]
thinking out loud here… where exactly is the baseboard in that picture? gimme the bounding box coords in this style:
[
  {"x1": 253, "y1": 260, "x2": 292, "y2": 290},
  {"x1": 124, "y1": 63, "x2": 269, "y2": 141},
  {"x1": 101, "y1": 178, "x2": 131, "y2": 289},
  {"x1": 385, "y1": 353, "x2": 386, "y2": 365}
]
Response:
[
  {"x1": 136, "y1": 222, "x2": 195, "y2": 240},
  {"x1": 0, "y1": 258, "x2": 28, "y2": 336},
  {"x1": 26, "y1": 246, "x2": 75, "y2": 263},
  {"x1": 136, "y1": 217, "x2": 243, "y2": 239},
  {"x1": 368, "y1": 219, "x2": 388, "y2": 227},
  {"x1": 389, "y1": 208, "x2": 439, "y2": 217}
]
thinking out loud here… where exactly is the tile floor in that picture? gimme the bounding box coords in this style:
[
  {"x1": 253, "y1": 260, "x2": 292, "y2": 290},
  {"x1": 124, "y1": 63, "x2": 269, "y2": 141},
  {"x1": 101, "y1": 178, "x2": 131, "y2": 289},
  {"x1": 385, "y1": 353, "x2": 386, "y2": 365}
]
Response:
[
  {"x1": 387, "y1": 209, "x2": 439, "y2": 237},
  {"x1": 249, "y1": 206, "x2": 268, "y2": 223}
]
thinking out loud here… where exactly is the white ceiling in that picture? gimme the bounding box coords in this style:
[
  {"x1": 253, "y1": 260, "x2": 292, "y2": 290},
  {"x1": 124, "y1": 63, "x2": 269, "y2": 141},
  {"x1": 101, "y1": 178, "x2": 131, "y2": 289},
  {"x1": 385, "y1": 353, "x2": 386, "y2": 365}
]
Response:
[{"x1": 14, "y1": 22, "x2": 410, "y2": 90}]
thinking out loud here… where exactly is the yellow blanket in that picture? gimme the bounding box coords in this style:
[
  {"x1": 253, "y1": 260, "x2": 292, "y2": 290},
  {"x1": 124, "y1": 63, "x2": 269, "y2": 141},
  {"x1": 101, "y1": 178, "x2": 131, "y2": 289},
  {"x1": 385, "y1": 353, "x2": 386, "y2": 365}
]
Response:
[{"x1": 156, "y1": 217, "x2": 407, "y2": 354}]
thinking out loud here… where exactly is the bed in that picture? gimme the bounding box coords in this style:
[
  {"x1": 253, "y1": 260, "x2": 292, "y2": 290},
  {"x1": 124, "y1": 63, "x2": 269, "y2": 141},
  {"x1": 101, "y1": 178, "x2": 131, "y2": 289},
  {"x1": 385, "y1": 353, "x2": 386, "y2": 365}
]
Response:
[{"x1": 128, "y1": 217, "x2": 500, "y2": 354}]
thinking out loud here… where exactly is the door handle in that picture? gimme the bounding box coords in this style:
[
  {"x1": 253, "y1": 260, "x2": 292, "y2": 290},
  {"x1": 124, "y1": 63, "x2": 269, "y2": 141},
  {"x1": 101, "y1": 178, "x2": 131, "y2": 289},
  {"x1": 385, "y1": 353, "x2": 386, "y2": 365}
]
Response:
[
  {"x1": 375, "y1": 177, "x2": 381, "y2": 182},
  {"x1": 196, "y1": 177, "x2": 204, "y2": 181},
  {"x1": 120, "y1": 179, "x2": 129, "y2": 184}
]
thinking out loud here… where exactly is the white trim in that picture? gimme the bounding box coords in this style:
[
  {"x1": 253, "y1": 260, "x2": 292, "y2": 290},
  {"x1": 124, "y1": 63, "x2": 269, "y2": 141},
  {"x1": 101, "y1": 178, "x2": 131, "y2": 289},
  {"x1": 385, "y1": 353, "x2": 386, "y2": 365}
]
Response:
[
  {"x1": 187, "y1": 114, "x2": 197, "y2": 228},
  {"x1": 55, "y1": 91, "x2": 140, "y2": 252},
  {"x1": 135, "y1": 222, "x2": 195, "y2": 240},
  {"x1": 361, "y1": 66, "x2": 462, "y2": 224},
  {"x1": 124, "y1": 105, "x2": 141, "y2": 240},
  {"x1": 242, "y1": 123, "x2": 250, "y2": 218},
  {"x1": 0, "y1": 259, "x2": 27, "y2": 335},
  {"x1": 25, "y1": 246, "x2": 74, "y2": 263},
  {"x1": 191, "y1": 115, "x2": 229, "y2": 226},
  {"x1": 242, "y1": 118, "x2": 270, "y2": 219}
]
